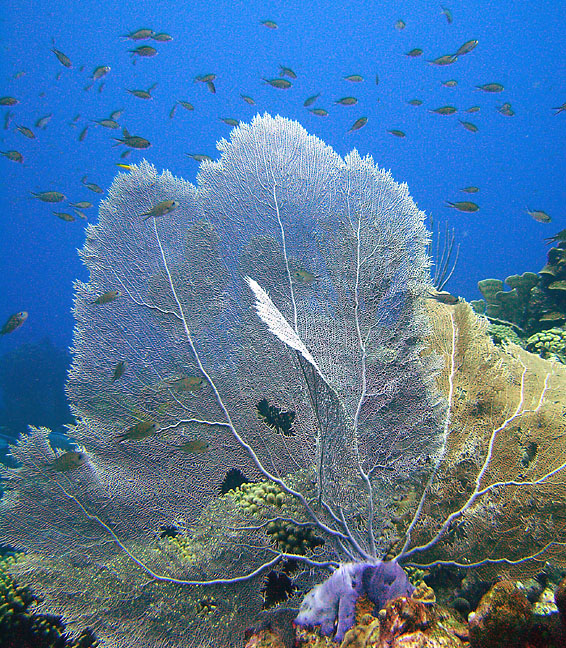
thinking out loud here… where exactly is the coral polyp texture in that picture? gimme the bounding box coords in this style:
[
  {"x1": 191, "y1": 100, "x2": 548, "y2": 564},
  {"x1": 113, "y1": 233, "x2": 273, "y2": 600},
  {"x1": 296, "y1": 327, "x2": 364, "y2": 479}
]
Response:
[{"x1": 1, "y1": 115, "x2": 565, "y2": 647}]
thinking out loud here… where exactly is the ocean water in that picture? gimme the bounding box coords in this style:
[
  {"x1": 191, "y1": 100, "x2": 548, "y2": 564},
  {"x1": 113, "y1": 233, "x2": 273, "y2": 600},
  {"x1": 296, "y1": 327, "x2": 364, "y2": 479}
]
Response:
[
  {"x1": 1, "y1": 0, "x2": 564, "y2": 353},
  {"x1": 0, "y1": 0, "x2": 565, "y2": 645}
]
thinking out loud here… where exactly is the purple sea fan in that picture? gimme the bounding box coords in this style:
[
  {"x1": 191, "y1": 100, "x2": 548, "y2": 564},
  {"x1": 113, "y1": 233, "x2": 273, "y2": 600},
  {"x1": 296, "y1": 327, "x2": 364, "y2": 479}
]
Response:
[{"x1": 294, "y1": 561, "x2": 414, "y2": 641}]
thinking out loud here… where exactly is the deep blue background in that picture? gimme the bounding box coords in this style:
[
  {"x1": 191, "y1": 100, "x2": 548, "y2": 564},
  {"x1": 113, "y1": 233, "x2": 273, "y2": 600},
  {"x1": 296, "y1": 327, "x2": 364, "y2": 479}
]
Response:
[{"x1": 1, "y1": 0, "x2": 564, "y2": 358}]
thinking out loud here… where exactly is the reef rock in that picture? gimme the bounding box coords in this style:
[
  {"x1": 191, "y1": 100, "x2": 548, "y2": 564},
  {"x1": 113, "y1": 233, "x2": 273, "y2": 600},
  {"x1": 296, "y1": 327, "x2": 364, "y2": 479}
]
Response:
[{"x1": 468, "y1": 580, "x2": 532, "y2": 648}]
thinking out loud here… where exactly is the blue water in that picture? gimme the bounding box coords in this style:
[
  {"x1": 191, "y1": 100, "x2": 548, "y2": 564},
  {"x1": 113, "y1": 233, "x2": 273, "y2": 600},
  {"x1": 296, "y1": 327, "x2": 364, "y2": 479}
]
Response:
[{"x1": 0, "y1": 0, "x2": 564, "y2": 372}]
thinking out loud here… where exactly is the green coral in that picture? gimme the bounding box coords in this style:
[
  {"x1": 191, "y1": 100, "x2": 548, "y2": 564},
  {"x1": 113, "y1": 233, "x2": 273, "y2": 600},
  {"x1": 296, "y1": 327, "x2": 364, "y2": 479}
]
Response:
[
  {"x1": 0, "y1": 552, "x2": 98, "y2": 647},
  {"x1": 229, "y1": 480, "x2": 323, "y2": 555},
  {"x1": 487, "y1": 323, "x2": 525, "y2": 349},
  {"x1": 526, "y1": 328, "x2": 566, "y2": 364}
]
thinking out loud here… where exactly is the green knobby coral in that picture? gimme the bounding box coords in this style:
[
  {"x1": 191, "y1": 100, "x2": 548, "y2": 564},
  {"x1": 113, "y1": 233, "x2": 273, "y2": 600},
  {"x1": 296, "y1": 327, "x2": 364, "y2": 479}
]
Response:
[
  {"x1": 0, "y1": 552, "x2": 98, "y2": 648},
  {"x1": 229, "y1": 480, "x2": 324, "y2": 555},
  {"x1": 487, "y1": 323, "x2": 525, "y2": 349},
  {"x1": 526, "y1": 328, "x2": 566, "y2": 364}
]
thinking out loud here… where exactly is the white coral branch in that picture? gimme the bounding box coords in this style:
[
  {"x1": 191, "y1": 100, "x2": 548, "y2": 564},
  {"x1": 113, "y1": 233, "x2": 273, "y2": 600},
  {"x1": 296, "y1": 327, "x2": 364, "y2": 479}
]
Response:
[{"x1": 245, "y1": 276, "x2": 323, "y2": 375}]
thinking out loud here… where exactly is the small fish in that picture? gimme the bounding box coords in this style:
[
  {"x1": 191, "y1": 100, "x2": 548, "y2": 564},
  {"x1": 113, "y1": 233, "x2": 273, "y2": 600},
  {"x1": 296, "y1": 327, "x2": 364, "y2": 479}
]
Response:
[
  {"x1": 427, "y1": 289, "x2": 459, "y2": 305},
  {"x1": 81, "y1": 176, "x2": 103, "y2": 193},
  {"x1": 130, "y1": 45, "x2": 157, "y2": 58},
  {"x1": 194, "y1": 73, "x2": 216, "y2": 83},
  {"x1": 527, "y1": 208, "x2": 551, "y2": 223},
  {"x1": 140, "y1": 199, "x2": 180, "y2": 220},
  {"x1": 497, "y1": 102, "x2": 515, "y2": 116},
  {"x1": 441, "y1": 79, "x2": 458, "y2": 88},
  {"x1": 73, "y1": 209, "x2": 87, "y2": 220},
  {"x1": 349, "y1": 116, "x2": 368, "y2": 132},
  {"x1": 118, "y1": 421, "x2": 157, "y2": 441},
  {"x1": 441, "y1": 6, "x2": 453, "y2": 23},
  {"x1": 465, "y1": 106, "x2": 481, "y2": 113},
  {"x1": 92, "y1": 65, "x2": 111, "y2": 80},
  {"x1": 263, "y1": 78, "x2": 292, "y2": 89},
  {"x1": 3, "y1": 111, "x2": 13, "y2": 130},
  {"x1": 110, "y1": 109, "x2": 124, "y2": 120},
  {"x1": 70, "y1": 201, "x2": 93, "y2": 209},
  {"x1": 428, "y1": 54, "x2": 457, "y2": 66},
  {"x1": 113, "y1": 128, "x2": 151, "y2": 149},
  {"x1": 220, "y1": 117, "x2": 239, "y2": 126},
  {"x1": 51, "y1": 40, "x2": 72, "y2": 68},
  {"x1": 186, "y1": 153, "x2": 212, "y2": 162},
  {"x1": 344, "y1": 74, "x2": 363, "y2": 82},
  {"x1": 165, "y1": 375, "x2": 205, "y2": 392},
  {"x1": 52, "y1": 451, "x2": 86, "y2": 472},
  {"x1": 206, "y1": 81, "x2": 216, "y2": 94},
  {"x1": 53, "y1": 211, "x2": 75, "y2": 222},
  {"x1": 279, "y1": 65, "x2": 297, "y2": 79},
  {"x1": 539, "y1": 312, "x2": 565, "y2": 321},
  {"x1": 553, "y1": 103, "x2": 566, "y2": 115},
  {"x1": 375, "y1": 74, "x2": 379, "y2": 85},
  {"x1": 309, "y1": 108, "x2": 328, "y2": 117},
  {"x1": 0, "y1": 97, "x2": 18, "y2": 106},
  {"x1": 395, "y1": 19, "x2": 406, "y2": 30},
  {"x1": 460, "y1": 186, "x2": 479, "y2": 193},
  {"x1": 407, "y1": 99, "x2": 423, "y2": 106},
  {"x1": 169, "y1": 103, "x2": 178, "y2": 118},
  {"x1": 388, "y1": 129, "x2": 406, "y2": 138},
  {"x1": 177, "y1": 100, "x2": 194, "y2": 111},
  {"x1": 111, "y1": 360, "x2": 127, "y2": 382},
  {"x1": 459, "y1": 120, "x2": 478, "y2": 132},
  {"x1": 16, "y1": 125, "x2": 35, "y2": 139},
  {"x1": 304, "y1": 93, "x2": 320, "y2": 107},
  {"x1": 430, "y1": 105, "x2": 457, "y2": 115},
  {"x1": 127, "y1": 83, "x2": 157, "y2": 99},
  {"x1": 446, "y1": 201, "x2": 479, "y2": 212},
  {"x1": 78, "y1": 126, "x2": 88, "y2": 142},
  {"x1": 1, "y1": 311, "x2": 28, "y2": 335},
  {"x1": 152, "y1": 32, "x2": 173, "y2": 42},
  {"x1": 123, "y1": 28, "x2": 154, "y2": 40},
  {"x1": 544, "y1": 229, "x2": 566, "y2": 244},
  {"x1": 116, "y1": 163, "x2": 134, "y2": 171},
  {"x1": 260, "y1": 19, "x2": 278, "y2": 29},
  {"x1": 335, "y1": 97, "x2": 358, "y2": 105},
  {"x1": 92, "y1": 118, "x2": 120, "y2": 129},
  {"x1": 179, "y1": 439, "x2": 210, "y2": 454},
  {"x1": 35, "y1": 114, "x2": 53, "y2": 129},
  {"x1": 476, "y1": 83, "x2": 504, "y2": 93},
  {"x1": 453, "y1": 40, "x2": 478, "y2": 57},
  {"x1": 240, "y1": 94, "x2": 255, "y2": 105},
  {"x1": 1, "y1": 150, "x2": 23, "y2": 163},
  {"x1": 31, "y1": 191, "x2": 65, "y2": 203},
  {"x1": 120, "y1": 150, "x2": 132, "y2": 159},
  {"x1": 293, "y1": 269, "x2": 318, "y2": 284},
  {"x1": 92, "y1": 290, "x2": 121, "y2": 305},
  {"x1": 405, "y1": 48, "x2": 423, "y2": 57}
]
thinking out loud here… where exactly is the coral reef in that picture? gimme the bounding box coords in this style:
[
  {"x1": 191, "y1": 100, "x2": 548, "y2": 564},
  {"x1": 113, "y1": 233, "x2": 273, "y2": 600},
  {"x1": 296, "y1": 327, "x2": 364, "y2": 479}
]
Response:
[{"x1": 472, "y1": 245, "x2": 566, "y2": 357}]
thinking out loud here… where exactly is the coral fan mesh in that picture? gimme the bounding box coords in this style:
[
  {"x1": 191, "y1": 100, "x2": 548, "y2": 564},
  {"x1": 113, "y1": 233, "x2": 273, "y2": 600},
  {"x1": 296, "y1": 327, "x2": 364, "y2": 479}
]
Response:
[{"x1": 0, "y1": 114, "x2": 445, "y2": 647}]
